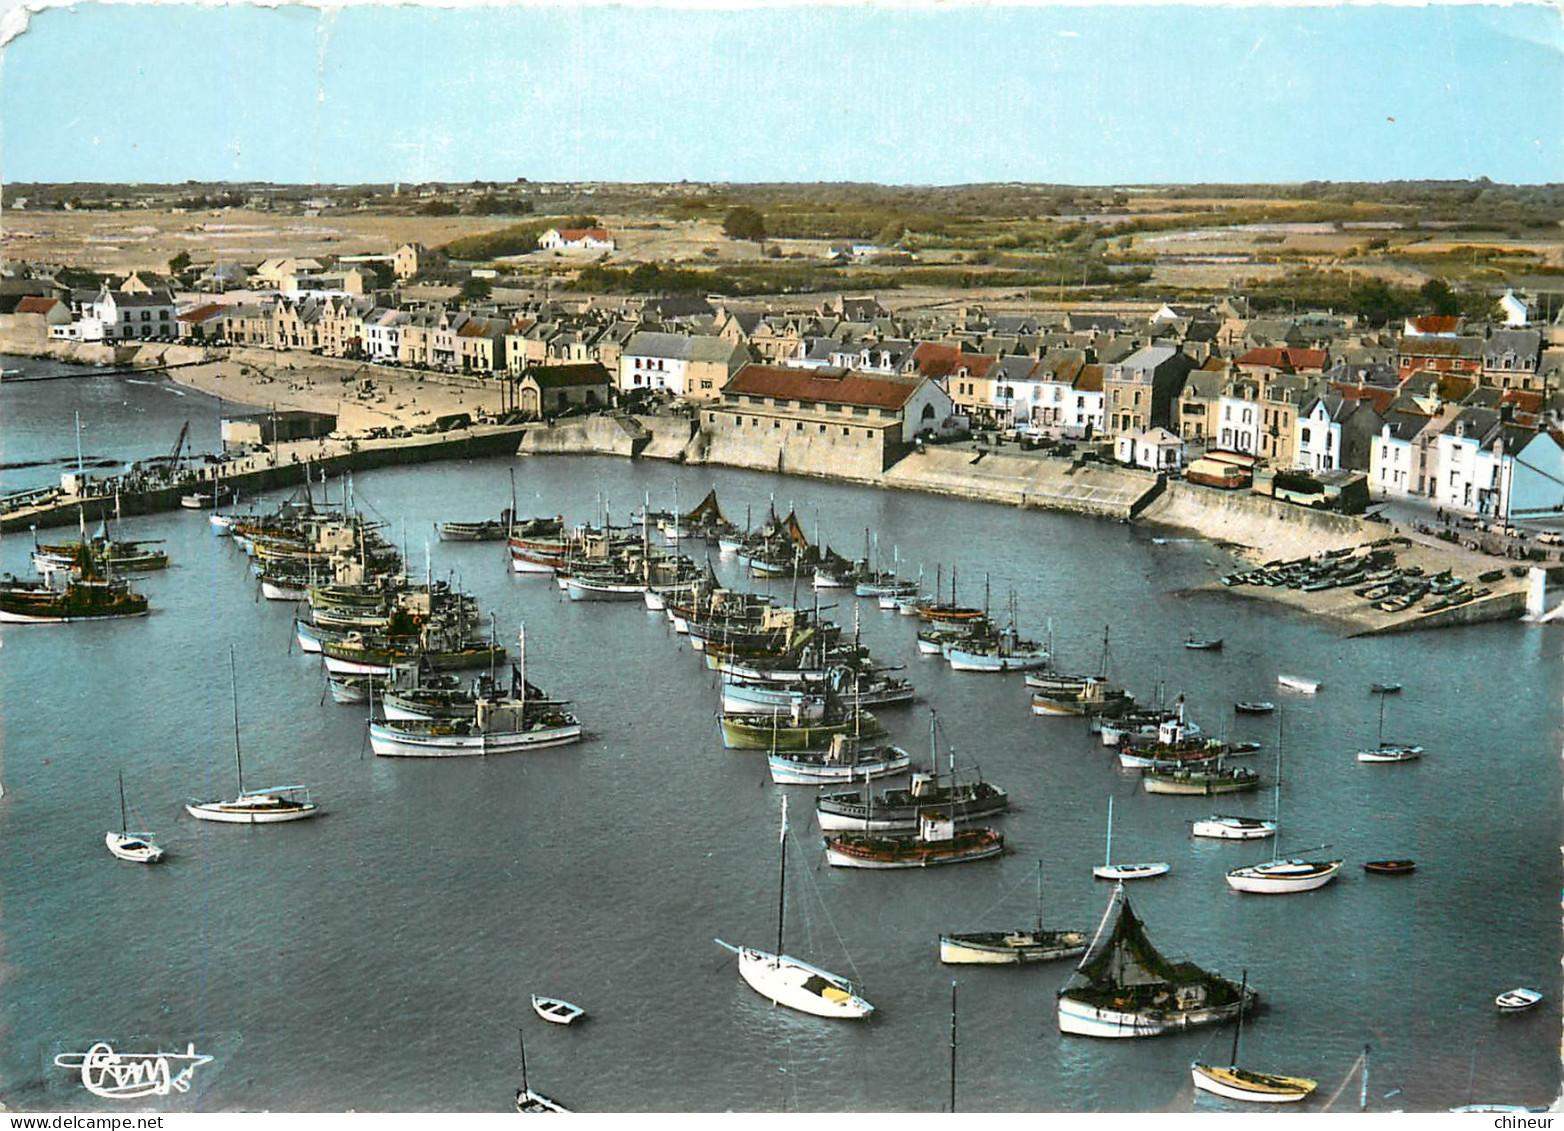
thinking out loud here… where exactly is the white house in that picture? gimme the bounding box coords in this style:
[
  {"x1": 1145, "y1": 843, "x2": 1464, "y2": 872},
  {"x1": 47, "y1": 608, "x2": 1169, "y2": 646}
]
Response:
[
  {"x1": 539, "y1": 227, "x2": 615, "y2": 253},
  {"x1": 363, "y1": 308, "x2": 407, "y2": 364},
  {"x1": 619, "y1": 331, "x2": 746, "y2": 401},
  {"x1": 1499, "y1": 289, "x2": 1529, "y2": 328},
  {"x1": 1369, "y1": 413, "x2": 1432, "y2": 499},
  {"x1": 1296, "y1": 395, "x2": 1354, "y2": 473},
  {"x1": 71, "y1": 288, "x2": 179, "y2": 342},
  {"x1": 1067, "y1": 364, "x2": 1106, "y2": 439},
  {"x1": 1215, "y1": 389, "x2": 1263, "y2": 456},
  {"x1": 1433, "y1": 408, "x2": 1520, "y2": 515},
  {"x1": 1114, "y1": 427, "x2": 1183, "y2": 471}
]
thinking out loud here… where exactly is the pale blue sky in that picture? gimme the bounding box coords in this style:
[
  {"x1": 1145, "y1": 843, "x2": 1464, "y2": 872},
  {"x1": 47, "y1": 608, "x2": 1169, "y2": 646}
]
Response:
[{"x1": 2, "y1": 4, "x2": 1561, "y2": 184}]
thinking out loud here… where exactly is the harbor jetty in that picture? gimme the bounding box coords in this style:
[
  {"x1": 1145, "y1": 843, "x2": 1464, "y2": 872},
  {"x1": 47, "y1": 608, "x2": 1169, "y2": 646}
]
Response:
[{"x1": 0, "y1": 423, "x2": 528, "y2": 533}]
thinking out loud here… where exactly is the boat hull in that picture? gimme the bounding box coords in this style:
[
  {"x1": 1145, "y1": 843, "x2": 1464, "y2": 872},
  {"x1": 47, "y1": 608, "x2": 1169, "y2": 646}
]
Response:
[
  {"x1": 823, "y1": 830, "x2": 1004, "y2": 869},
  {"x1": 105, "y1": 831, "x2": 165, "y2": 863},
  {"x1": 185, "y1": 800, "x2": 318, "y2": 824},
  {"x1": 1225, "y1": 860, "x2": 1342, "y2": 894},
  {"x1": 767, "y1": 747, "x2": 911, "y2": 785},
  {"x1": 1057, "y1": 993, "x2": 1246, "y2": 1038},
  {"x1": 729, "y1": 946, "x2": 873, "y2": 1019},
  {"x1": 1191, "y1": 1064, "x2": 1316, "y2": 1103},
  {"x1": 719, "y1": 715, "x2": 884, "y2": 751},
  {"x1": 1191, "y1": 817, "x2": 1277, "y2": 840},
  {"x1": 938, "y1": 932, "x2": 1086, "y2": 965},
  {"x1": 945, "y1": 648, "x2": 1050, "y2": 673},
  {"x1": 368, "y1": 721, "x2": 582, "y2": 757}
]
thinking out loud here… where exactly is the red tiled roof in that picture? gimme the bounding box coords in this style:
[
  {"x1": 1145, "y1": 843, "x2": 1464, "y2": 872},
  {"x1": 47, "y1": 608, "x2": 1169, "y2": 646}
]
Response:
[
  {"x1": 1500, "y1": 389, "x2": 1544, "y2": 414},
  {"x1": 560, "y1": 228, "x2": 610, "y2": 243},
  {"x1": 1235, "y1": 347, "x2": 1327, "y2": 372},
  {"x1": 1406, "y1": 314, "x2": 1462, "y2": 335},
  {"x1": 909, "y1": 342, "x2": 996, "y2": 380},
  {"x1": 725, "y1": 364, "x2": 923, "y2": 411},
  {"x1": 16, "y1": 296, "x2": 61, "y2": 315},
  {"x1": 177, "y1": 303, "x2": 226, "y2": 323},
  {"x1": 1331, "y1": 382, "x2": 1396, "y2": 416}
]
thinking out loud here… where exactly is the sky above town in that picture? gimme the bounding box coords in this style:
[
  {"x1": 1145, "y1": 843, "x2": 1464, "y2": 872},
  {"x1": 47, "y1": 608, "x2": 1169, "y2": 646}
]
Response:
[{"x1": 1, "y1": 3, "x2": 1561, "y2": 185}]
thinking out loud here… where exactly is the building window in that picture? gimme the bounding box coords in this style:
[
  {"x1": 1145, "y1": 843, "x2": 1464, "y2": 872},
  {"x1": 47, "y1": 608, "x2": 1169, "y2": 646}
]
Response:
[
  {"x1": 734, "y1": 415, "x2": 742, "y2": 426},
  {"x1": 843, "y1": 427, "x2": 851, "y2": 437}
]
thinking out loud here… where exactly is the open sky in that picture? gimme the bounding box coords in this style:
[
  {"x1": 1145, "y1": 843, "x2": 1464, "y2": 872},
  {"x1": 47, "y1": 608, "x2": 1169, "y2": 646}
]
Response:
[{"x1": 1, "y1": 3, "x2": 1561, "y2": 185}]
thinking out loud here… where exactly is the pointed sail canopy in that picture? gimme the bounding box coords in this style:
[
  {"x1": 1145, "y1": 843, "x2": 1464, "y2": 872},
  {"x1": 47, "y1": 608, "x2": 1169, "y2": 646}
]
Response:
[
  {"x1": 781, "y1": 511, "x2": 812, "y2": 551},
  {"x1": 1064, "y1": 886, "x2": 1241, "y2": 997},
  {"x1": 682, "y1": 489, "x2": 726, "y2": 524}
]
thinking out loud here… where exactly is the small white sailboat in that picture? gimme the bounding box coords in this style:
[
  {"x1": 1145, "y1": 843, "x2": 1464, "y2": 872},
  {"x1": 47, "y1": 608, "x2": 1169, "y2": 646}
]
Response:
[
  {"x1": 1226, "y1": 709, "x2": 1340, "y2": 894},
  {"x1": 530, "y1": 995, "x2": 585, "y2": 1025},
  {"x1": 1194, "y1": 723, "x2": 1282, "y2": 841},
  {"x1": 1496, "y1": 987, "x2": 1543, "y2": 1013},
  {"x1": 106, "y1": 770, "x2": 165, "y2": 863},
  {"x1": 187, "y1": 647, "x2": 320, "y2": 825},
  {"x1": 514, "y1": 1028, "x2": 570, "y2": 1113},
  {"x1": 1276, "y1": 674, "x2": 1320, "y2": 694},
  {"x1": 1091, "y1": 796, "x2": 1169, "y2": 881},
  {"x1": 1192, "y1": 971, "x2": 1318, "y2": 1104},
  {"x1": 715, "y1": 796, "x2": 873, "y2": 1020},
  {"x1": 1356, "y1": 692, "x2": 1424, "y2": 763}
]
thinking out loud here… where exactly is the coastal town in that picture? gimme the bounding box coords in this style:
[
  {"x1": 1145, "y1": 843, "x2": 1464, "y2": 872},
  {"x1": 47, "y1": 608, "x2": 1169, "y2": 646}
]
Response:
[
  {"x1": 5, "y1": 198, "x2": 1564, "y2": 636},
  {"x1": 1, "y1": 184, "x2": 1561, "y2": 1116}
]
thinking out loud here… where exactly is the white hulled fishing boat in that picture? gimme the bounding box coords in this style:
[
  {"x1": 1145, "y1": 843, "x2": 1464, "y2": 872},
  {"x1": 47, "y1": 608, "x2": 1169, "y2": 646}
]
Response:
[
  {"x1": 940, "y1": 861, "x2": 1086, "y2": 965},
  {"x1": 767, "y1": 734, "x2": 911, "y2": 785},
  {"x1": 1057, "y1": 885, "x2": 1253, "y2": 1038}
]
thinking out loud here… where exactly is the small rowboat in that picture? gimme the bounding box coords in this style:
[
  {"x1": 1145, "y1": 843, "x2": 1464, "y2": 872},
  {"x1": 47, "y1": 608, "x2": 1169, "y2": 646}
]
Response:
[
  {"x1": 1363, "y1": 859, "x2": 1416, "y2": 875},
  {"x1": 1370, "y1": 683, "x2": 1403, "y2": 694},
  {"x1": 1184, "y1": 636, "x2": 1224, "y2": 651},
  {"x1": 531, "y1": 994, "x2": 585, "y2": 1025},
  {"x1": 1234, "y1": 702, "x2": 1275, "y2": 714},
  {"x1": 1276, "y1": 675, "x2": 1320, "y2": 694},
  {"x1": 1496, "y1": 988, "x2": 1543, "y2": 1013}
]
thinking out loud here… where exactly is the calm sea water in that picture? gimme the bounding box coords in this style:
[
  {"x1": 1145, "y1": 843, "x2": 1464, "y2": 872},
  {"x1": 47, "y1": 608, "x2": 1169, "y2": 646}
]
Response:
[{"x1": 1, "y1": 358, "x2": 1559, "y2": 1112}]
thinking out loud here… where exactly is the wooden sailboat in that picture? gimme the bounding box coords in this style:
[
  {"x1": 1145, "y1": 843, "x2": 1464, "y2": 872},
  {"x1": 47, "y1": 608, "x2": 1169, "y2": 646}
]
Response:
[
  {"x1": 1092, "y1": 796, "x2": 1169, "y2": 881},
  {"x1": 1226, "y1": 712, "x2": 1341, "y2": 894},
  {"x1": 1192, "y1": 971, "x2": 1318, "y2": 1103},
  {"x1": 105, "y1": 770, "x2": 165, "y2": 863},
  {"x1": 513, "y1": 1028, "x2": 570, "y2": 1113},
  {"x1": 940, "y1": 860, "x2": 1087, "y2": 965},
  {"x1": 715, "y1": 796, "x2": 873, "y2": 1019},
  {"x1": 187, "y1": 647, "x2": 319, "y2": 824},
  {"x1": 1356, "y1": 691, "x2": 1424, "y2": 763}
]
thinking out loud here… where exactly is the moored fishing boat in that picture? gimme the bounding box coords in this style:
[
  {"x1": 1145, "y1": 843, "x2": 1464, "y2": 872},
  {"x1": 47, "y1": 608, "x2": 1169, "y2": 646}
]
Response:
[
  {"x1": 0, "y1": 568, "x2": 149, "y2": 624},
  {"x1": 945, "y1": 612, "x2": 1050, "y2": 673},
  {"x1": 768, "y1": 734, "x2": 912, "y2": 785},
  {"x1": 718, "y1": 707, "x2": 887, "y2": 751},
  {"x1": 1142, "y1": 765, "x2": 1260, "y2": 796},
  {"x1": 720, "y1": 679, "x2": 827, "y2": 721},
  {"x1": 823, "y1": 811, "x2": 1003, "y2": 869},
  {"x1": 370, "y1": 697, "x2": 581, "y2": 757},
  {"x1": 940, "y1": 862, "x2": 1085, "y2": 965},
  {"x1": 1056, "y1": 885, "x2": 1253, "y2": 1038}
]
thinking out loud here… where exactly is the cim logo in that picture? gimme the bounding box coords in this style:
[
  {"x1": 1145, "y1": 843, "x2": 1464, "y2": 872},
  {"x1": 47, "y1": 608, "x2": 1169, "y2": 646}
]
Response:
[{"x1": 53, "y1": 1042, "x2": 213, "y2": 1100}]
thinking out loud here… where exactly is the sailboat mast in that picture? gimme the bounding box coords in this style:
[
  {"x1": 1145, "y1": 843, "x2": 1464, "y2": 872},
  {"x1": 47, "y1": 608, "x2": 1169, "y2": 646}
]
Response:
[
  {"x1": 1104, "y1": 796, "x2": 1114, "y2": 867},
  {"x1": 949, "y1": 980, "x2": 958, "y2": 1114},
  {"x1": 518, "y1": 622, "x2": 527, "y2": 710},
  {"x1": 1035, "y1": 859, "x2": 1044, "y2": 933},
  {"x1": 1229, "y1": 970, "x2": 1248, "y2": 1067},
  {"x1": 776, "y1": 796, "x2": 788, "y2": 959},
  {"x1": 1272, "y1": 709, "x2": 1284, "y2": 858},
  {"x1": 118, "y1": 770, "x2": 129, "y2": 835},
  {"x1": 1361, "y1": 1044, "x2": 1371, "y2": 1111},
  {"x1": 229, "y1": 645, "x2": 244, "y2": 795},
  {"x1": 508, "y1": 467, "x2": 518, "y2": 538},
  {"x1": 518, "y1": 1028, "x2": 529, "y2": 1095}
]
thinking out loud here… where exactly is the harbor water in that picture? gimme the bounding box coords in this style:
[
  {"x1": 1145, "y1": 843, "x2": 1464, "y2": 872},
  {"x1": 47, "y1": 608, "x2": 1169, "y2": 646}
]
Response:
[{"x1": 1, "y1": 361, "x2": 1559, "y2": 1112}]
